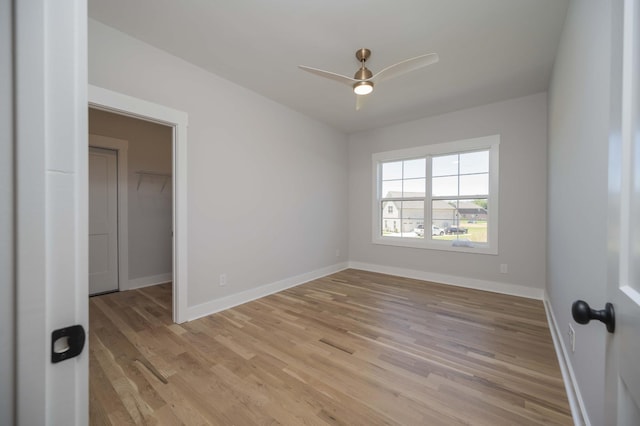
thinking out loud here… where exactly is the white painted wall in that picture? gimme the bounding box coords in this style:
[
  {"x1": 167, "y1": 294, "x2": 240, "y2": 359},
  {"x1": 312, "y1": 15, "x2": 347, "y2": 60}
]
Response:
[
  {"x1": 348, "y1": 93, "x2": 548, "y2": 294},
  {"x1": 88, "y1": 19, "x2": 349, "y2": 308},
  {"x1": 0, "y1": 0, "x2": 14, "y2": 422},
  {"x1": 547, "y1": 1, "x2": 611, "y2": 424},
  {"x1": 89, "y1": 109, "x2": 173, "y2": 287}
]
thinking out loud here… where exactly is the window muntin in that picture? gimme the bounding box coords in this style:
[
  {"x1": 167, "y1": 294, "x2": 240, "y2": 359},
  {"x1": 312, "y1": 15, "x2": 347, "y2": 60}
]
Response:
[{"x1": 372, "y1": 135, "x2": 499, "y2": 254}]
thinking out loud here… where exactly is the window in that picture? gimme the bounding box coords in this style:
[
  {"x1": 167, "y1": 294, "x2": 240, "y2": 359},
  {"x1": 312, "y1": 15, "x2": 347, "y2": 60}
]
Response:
[{"x1": 372, "y1": 135, "x2": 499, "y2": 254}]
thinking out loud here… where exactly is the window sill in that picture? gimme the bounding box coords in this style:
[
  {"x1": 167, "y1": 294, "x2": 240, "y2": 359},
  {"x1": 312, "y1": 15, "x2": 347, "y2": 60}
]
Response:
[{"x1": 372, "y1": 236, "x2": 498, "y2": 255}]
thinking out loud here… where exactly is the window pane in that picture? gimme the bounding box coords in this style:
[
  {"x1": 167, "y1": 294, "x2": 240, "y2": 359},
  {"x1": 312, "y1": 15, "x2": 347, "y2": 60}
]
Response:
[
  {"x1": 382, "y1": 218, "x2": 400, "y2": 235},
  {"x1": 403, "y1": 178, "x2": 426, "y2": 196},
  {"x1": 381, "y1": 180, "x2": 402, "y2": 198},
  {"x1": 433, "y1": 199, "x2": 466, "y2": 239},
  {"x1": 382, "y1": 201, "x2": 398, "y2": 219},
  {"x1": 382, "y1": 161, "x2": 402, "y2": 180},
  {"x1": 403, "y1": 158, "x2": 426, "y2": 179},
  {"x1": 432, "y1": 154, "x2": 458, "y2": 177},
  {"x1": 431, "y1": 199, "x2": 489, "y2": 243},
  {"x1": 432, "y1": 200, "x2": 457, "y2": 229},
  {"x1": 432, "y1": 176, "x2": 458, "y2": 197},
  {"x1": 401, "y1": 201, "x2": 424, "y2": 238},
  {"x1": 459, "y1": 173, "x2": 489, "y2": 196},
  {"x1": 381, "y1": 201, "x2": 400, "y2": 236},
  {"x1": 458, "y1": 199, "x2": 488, "y2": 243},
  {"x1": 382, "y1": 221, "x2": 400, "y2": 235},
  {"x1": 460, "y1": 151, "x2": 489, "y2": 174},
  {"x1": 381, "y1": 200, "x2": 425, "y2": 238}
]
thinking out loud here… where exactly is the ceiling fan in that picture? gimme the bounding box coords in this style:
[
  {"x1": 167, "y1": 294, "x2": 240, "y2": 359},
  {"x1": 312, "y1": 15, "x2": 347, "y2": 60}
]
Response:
[{"x1": 298, "y1": 48, "x2": 439, "y2": 110}]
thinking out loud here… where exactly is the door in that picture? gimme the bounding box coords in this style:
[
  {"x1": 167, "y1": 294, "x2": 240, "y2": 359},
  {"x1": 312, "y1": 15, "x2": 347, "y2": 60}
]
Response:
[
  {"x1": 89, "y1": 147, "x2": 119, "y2": 295},
  {"x1": 606, "y1": 0, "x2": 640, "y2": 423}
]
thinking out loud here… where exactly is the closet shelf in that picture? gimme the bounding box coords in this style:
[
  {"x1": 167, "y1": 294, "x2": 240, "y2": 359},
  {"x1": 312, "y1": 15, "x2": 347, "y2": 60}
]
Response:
[{"x1": 135, "y1": 170, "x2": 172, "y2": 192}]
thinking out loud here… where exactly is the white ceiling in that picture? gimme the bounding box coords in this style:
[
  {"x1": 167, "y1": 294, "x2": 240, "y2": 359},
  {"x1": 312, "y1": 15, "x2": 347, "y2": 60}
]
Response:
[{"x1": 88, "y1": 0, "x2": 569, "y2": 134}]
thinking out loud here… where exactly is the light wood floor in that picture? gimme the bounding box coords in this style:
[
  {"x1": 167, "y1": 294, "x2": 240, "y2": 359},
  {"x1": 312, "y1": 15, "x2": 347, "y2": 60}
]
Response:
[{"x1": 89, "y1": 269, "x2": 572, "y2": 425}]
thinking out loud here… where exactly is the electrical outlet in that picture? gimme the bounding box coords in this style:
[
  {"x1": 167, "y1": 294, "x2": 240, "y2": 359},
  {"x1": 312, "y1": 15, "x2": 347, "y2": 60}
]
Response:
[
  {"x1": 336, "y1": 249, "x2": 340, "y2": 257},
  {"x1": 219, "y1": 273, "x2": 227, "y2": 286},
  {"x1": 500, "y1": 263, "x2": 508, "y2": 274},
  {"x1": 568, "y1": 323, "x2": 575, "y2": 352}
]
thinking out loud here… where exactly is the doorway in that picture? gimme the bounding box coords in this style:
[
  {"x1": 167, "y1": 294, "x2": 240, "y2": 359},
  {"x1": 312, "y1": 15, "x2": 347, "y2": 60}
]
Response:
[
  {"x1": 89, "y1": 108, "x2": 173, "y2": 302},
  {"x1": 88, "y1": 84, "x2": 189, "y2": 323}
]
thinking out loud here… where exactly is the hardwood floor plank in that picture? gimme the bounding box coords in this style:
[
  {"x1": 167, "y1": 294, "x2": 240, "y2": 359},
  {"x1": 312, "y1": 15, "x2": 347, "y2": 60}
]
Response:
[
  {"x1": 90, "y1": 269, "x2": 572, "y2": 425},
  {"x1": 89, "y1": 351, "x2": 135, "y2": 426}
]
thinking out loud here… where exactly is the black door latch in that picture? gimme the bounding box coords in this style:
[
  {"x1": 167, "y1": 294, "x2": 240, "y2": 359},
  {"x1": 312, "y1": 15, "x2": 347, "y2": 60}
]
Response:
[{"x1": 51, "y1": 325, "x2": 86, "y2": 363}]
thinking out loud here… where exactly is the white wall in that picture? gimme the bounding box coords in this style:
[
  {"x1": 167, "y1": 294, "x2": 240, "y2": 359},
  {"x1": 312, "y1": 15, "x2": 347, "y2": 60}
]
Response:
[
  {"x1": 0, "y1": 0, "x2": 14, "y2": 422},
  {"x1": 88, "y1": 19, "x2": 349, "y2": 308},
  {"x1": 89, "y1": 109, "x2": 173, "y2": 286},
  {"x1": 547, "y1": 1, "x2": 611, "y2": 424},
  {"x1": 348, "y1": 93, "x2": 548, "y2": 294}
]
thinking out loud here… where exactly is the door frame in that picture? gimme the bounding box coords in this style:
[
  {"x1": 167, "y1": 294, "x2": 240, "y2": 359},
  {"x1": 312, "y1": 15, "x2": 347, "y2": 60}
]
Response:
[
  {"x1": 14, "y1": 0, "x2": 88, "y2": 422},
  {"x1": 1, "y1": 0, "x2": 14, "y2": 422},
  {"x1": 88, "y1": 138, "x2": 128, "y2": 294},
  {"x1": 89, "y1": 85, "x2": 189, "y2": 323}
]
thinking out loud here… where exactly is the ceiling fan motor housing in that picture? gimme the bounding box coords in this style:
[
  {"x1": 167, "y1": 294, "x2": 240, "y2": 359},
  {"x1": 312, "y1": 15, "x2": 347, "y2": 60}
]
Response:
[
  {"x1": 355, "y1": 48, "x2": 371, "y2": 62},
  {"x1": 354, "y1": 67, "x2": 373, "y2": 81}
]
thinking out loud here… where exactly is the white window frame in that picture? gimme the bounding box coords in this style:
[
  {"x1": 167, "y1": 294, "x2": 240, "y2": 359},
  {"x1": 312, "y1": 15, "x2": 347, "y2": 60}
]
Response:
[{"x1": 372, "y1": 135, "x2": 500, "y2": 255}]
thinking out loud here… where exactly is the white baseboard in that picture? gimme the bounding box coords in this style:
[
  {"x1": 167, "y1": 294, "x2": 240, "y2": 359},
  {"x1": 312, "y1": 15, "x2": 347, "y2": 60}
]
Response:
[
  {"x1": 185, "y1": 260, "x2": 543, "y2": 321},
  {"x1": 186, "y1": 262, "x2": 349, "y2": 321},
  {"x1": 127, "y1": 272, "x2": 172, "y2": 290},
  {"x1": 347, "y1": 261, "x2": 544, "y2": 300},
  {"x1": 543, "y1": 297, "x2": 589, "y2": 426}
]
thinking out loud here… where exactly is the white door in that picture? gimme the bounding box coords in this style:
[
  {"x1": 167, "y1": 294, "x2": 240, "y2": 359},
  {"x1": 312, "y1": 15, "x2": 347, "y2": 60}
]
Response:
[
  {"x1": 606, "y1": 0, "x2": 640, "y2": 423},
  {"x1": 89, "y1": 147, "x2": 119, "y2": 295}
]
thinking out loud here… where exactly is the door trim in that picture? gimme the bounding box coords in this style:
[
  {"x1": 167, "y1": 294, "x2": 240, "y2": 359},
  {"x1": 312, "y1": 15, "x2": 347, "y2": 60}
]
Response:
[
  {"x1": 15, "y1": 0, "x2": 88, "y2": 422},
  {"x1": 1, "y1": 0, "x2": 15, "y2": 423},
  {"x1": 88, "y1": 85, "x2": 189, "y2": 323},
  {"x1": 89, "y1": 136, "x2": 128, "y2": 293}
]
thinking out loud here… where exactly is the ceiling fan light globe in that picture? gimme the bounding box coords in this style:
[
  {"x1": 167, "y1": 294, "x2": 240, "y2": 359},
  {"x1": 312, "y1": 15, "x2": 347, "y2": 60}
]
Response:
[{"x1": 353, "y1": 81, "x2": 373, "y2": 95}]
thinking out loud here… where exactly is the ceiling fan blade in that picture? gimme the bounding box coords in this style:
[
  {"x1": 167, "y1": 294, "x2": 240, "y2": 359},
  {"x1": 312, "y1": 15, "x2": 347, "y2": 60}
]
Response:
[
  {"x1": 355, "y1": 94, "x2": 368, "y2": 111},
  {"x1": 298, "y1": 65, "x2": 357, "y2": 86},
  {"x1": 370, "y1": 53, "x2": 439, "y2": 84}
]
